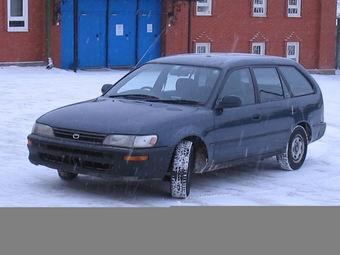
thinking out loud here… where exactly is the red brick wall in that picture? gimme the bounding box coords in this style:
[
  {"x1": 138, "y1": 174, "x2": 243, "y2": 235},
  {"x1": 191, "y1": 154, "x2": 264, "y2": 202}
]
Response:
[
  {"x1": 0, "y1": 1, "x2": 47, "y2": 63},
  {"x1": 51, "y1": 25, "x2": 61, "y2": 68},
  {"x1": 1, "y1": 0, "x2": 336, "y2": 70},
  {"x1": 162, "y1": 0, "x2": 337, "y2": 70},
  {"x1": 318, "y1": 0, "x2": 337, "y2": 69}
]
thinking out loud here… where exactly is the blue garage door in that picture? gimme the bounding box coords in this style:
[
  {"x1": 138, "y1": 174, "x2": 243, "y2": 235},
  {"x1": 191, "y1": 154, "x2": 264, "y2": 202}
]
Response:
[
  {"x1": 61, "y1": 0, "x2": 161, "y2": 69},
  {"x1": 137, "y1": 0, "x2": 162, "y2": 65},
  {"x1": 108, "y1": 0, "x2": 137, "y2": 67},
  {"x1": 60, "y1": 2, "x2": 74, "y2": 69},
  {"x1": 78, "y1": 0, "x2": 107, "y2": 68}
]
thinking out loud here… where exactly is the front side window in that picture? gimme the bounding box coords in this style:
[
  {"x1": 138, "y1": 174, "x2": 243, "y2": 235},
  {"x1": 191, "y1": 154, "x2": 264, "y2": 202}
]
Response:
[
  {"x1": 287, "y1": 0, "x2": 301, "y2": 17},
  {"x1": 253, "y1": 67, "x2": 285, "y2": 103},
  {"x1": 252, "y1": 42, "x2": 266, "y2": 55},
  {"x1": 221, "y1": 68, "x2": 256, "y2": 106},
  {"x1": 286, "y1": 42, "x2": 300, "y2": 62},
  {"x1": 253, "y1": 0, "x2": 267, "y2": 17},
  {"x1": 196, "y1": 43, "x2": 211, "y2": 53},
  {"x1": 196, "y1": 0, "x2": 212, "y2": 16},
  {"x1": 7, "y1": 0, "x2": 28, "y2": 32}
]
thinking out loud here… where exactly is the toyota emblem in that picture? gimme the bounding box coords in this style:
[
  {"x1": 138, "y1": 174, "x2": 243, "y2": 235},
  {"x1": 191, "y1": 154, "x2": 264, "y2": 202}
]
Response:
[{"x1": 73, "y1": 133, "x2": 80, "y2": 140}]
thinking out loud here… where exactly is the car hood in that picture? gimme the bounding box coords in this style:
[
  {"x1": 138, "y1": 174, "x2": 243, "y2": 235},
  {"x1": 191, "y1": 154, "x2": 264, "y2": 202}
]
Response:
[{"x1": 37, "y1": 97, "x2": 201, "y2": 134}]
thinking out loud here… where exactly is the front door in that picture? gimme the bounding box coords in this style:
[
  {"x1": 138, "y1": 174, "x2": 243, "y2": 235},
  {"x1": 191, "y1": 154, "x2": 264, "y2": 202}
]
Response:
[{"x1": 213, "y1": 68, "x2": 264, "y2": 163}]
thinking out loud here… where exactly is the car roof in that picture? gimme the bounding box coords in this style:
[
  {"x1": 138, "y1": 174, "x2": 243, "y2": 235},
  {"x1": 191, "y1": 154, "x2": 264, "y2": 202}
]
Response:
[{"x1": 148, "y1": 53, "x2": 299, "y2": 69}]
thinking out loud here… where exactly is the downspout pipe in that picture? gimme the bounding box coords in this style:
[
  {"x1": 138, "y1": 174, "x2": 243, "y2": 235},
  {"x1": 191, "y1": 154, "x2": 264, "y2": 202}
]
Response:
[
  {"x1": 187, "y1": 0, "x2": 192, "y2": 53},
  {"x1": 46, "y1": 0, "x2": 53, "y2": 69},
  {"x1": 336, "y1": 18, "x2": 340, "y2": 70}
]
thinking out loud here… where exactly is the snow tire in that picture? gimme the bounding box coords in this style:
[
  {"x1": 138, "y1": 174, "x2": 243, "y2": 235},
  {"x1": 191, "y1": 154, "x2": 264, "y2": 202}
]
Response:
[{"x1": 170, "y1": 140, "x2": 194, "y2": 199}]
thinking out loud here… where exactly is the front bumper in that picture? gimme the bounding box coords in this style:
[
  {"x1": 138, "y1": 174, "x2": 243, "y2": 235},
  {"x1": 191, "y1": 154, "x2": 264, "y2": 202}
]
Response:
[{"x1": 27, "y1": 134, "x2": 175, "y2": 180}]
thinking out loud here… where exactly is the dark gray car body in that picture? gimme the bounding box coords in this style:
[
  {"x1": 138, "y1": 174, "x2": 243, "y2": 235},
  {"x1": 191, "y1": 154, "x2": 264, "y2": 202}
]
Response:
[{"x1": 27, "y1": 53, "x2": 326, "y2": 183}]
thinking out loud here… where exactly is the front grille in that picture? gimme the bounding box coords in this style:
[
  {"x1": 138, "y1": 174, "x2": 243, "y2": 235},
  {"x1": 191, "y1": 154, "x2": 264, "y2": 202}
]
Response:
[
  {"x1": 39, "y1": 153, "x2": 111, "y2": 170},
  {"x1": 46, "y1": 144, "x2": 103, "y2": 157},
  {"x1": 53, "y1": 127, "x2": 106, "y2": 143}
]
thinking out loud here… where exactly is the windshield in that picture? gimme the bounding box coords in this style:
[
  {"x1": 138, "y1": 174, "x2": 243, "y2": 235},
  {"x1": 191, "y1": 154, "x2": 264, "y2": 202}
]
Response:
[{"x1": 104, "y1": 63, "x2": 221, "y2": 104}]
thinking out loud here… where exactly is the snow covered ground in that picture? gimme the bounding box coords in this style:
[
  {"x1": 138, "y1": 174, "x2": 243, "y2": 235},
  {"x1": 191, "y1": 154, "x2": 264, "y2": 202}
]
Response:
[{"x1": 1, "y1": 65, "x2": 339, "y2": 207}]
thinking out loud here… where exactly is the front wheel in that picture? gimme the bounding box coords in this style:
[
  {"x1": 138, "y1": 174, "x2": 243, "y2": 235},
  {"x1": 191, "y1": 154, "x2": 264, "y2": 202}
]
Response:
[
  {"x1": 276, "y1": 126, "x2": 308, "y2": 170},
  {"x1": 170, "y1": 140, "x2": 194, "y2": 199}
]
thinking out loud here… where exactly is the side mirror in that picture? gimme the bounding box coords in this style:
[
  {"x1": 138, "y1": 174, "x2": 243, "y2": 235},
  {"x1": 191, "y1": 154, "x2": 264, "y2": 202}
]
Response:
[
  {"x1": 101, "y1": 84, "x2": 113, "y2": 94},
  {"x1": 216, "y1": 96, "x2": 242, "y2": 108}
]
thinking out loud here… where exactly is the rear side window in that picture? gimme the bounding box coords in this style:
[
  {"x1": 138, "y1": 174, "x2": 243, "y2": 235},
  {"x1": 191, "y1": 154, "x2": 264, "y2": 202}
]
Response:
[
  {"x1": 279, "y1": 66, "x2": 314, "y2": 96},
  {"x1": 252, "y1": 67, "x2": 285, "y2": 103}
]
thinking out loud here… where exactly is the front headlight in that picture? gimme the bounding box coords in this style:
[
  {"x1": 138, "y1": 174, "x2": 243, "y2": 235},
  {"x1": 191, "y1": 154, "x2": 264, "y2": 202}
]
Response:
[
  {"x1": 31, "y1": 123, "x2": 55, "y2": 137},
  {"x1": 103, "y1": 134, "x2": 158, "y2": 148}
]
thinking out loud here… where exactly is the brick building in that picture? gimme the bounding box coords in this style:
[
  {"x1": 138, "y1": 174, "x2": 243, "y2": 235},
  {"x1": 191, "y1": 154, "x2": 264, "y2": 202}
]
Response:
[{"x1": 0, "y1": 0, "x2": 337, "y2": 73}]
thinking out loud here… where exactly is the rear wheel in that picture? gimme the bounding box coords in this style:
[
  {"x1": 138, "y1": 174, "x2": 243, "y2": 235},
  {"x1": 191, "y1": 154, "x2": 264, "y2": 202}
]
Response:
[
  {"x1": 276, "y1": 126, "x2": 308, "y2": 170},
  {"x1": 170, "y1": 140, "x2": 194, "y2": 199},
  {"x1": 58, "y1": 171, "x2": 78, "y2": 180}
]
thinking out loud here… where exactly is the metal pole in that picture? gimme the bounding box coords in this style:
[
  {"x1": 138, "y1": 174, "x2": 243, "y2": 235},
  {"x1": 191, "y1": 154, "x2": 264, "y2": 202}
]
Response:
[
  {"x1": 46, "y1": 0, "x2": 51, "y2": 67},
  {"x1": 73, "y1": 0, "x2": 79, "y2": 72},
  {"x1": 187, "y1": 0, "x2": 192, "y2": 53},
  {"x1": 336, "y1": 18, "x2": 340, "y2": 70}
]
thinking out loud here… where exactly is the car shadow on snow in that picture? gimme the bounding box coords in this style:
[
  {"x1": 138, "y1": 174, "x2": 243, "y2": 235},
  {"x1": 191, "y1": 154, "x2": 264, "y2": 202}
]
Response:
[{"x1": 37, "y1": 157, "x2": 286, "y2": 201}]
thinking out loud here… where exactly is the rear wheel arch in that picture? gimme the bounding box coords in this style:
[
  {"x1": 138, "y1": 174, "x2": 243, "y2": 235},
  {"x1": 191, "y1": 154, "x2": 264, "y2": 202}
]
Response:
[
  {"x1": 296, "y1": 122, "x2": 311, "y2": 142},
  {"x1": 277, "y1": 125, "x2": 308, "y2": 170}
]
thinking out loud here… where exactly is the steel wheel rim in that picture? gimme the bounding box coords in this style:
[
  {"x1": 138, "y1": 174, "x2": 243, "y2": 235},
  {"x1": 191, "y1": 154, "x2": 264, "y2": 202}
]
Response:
[{"x1": 291, "y1": 134, "x2": 304, "y2": 163}]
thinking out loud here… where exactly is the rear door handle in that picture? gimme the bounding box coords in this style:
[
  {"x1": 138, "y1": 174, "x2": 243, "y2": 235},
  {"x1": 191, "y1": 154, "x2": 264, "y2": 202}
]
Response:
[{"x1": 252, "y1": 114, "x2": 261, "y2": 120}]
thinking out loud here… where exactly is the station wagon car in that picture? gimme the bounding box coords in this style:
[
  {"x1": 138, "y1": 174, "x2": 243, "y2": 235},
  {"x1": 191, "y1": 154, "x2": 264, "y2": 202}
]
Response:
[{"x1": 27, "y1": 53, "x2": 326, "y2": 198}]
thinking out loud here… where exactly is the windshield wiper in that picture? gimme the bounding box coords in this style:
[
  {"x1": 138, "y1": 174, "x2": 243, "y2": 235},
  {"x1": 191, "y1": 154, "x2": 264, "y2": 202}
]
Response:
[
  {"x1": 109, "y1": 95, "x2": 203, "y2": 105},
  {"x1": 109, "y1": 94, "x2": 159, "y2": 100},
  {"x1": 154, "y1": 99, "x2": 204, "y2": 105}
]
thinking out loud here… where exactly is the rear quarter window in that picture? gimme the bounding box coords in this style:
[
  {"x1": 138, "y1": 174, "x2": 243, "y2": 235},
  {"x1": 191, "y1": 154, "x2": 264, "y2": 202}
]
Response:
[{"x1": 278, "y1": 66, "x2": 315, "y2": 96}]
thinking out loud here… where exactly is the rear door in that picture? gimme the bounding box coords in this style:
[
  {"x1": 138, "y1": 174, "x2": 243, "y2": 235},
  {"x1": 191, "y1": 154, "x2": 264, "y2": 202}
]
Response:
[{"x1": 251, "y1": 67, "x2": 293, "y2": 153}]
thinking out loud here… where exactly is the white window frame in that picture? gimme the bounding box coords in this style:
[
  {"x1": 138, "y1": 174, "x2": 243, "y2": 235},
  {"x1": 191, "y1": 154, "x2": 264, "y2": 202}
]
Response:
[
  {"x1": 286, "y1": 42, "x2": 300, "y2": 62},
  {"x1": 7, "y1": 0, "x2": 28, "y2": 32},
  {"x1": 287, "y1": 0, "x2": 301, "y2": 17},
  {"x1": 196, "y1": 43, "x2": 211, "y2": 53},
  {"x1": 196, "y1": 0, "x2": 212, "y2": 16},
  {"x1": 252, "y1": 42, "x2": 266, "y2": 55},
  {"x1": 253, "y1": 0, "x2": 267, "y2": 17}
]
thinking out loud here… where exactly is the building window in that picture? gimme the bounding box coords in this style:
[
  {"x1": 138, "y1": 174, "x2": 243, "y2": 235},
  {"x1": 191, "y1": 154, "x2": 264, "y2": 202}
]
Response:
[
  {"x1": 286, "y1": 42, "x2": 299, "y2": 62},
  {"x1": 252, "y1": 42, "x2": 266, "y2": 55},
  {"x1": 196, "y1": 0, "x2": 212, "y2": 16},
  {"x1": 196, "y1": 43, "x2": 211, "y2": 53},
  {"x1": 253, "y1": 0, "x2": 267, "y2": 17},
  {"x1": 287, "y1": 0, "x2": 301, "y2": 17},
  {"x1": 7, "y1": 0, "x2": 28, "y2": 32}
]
